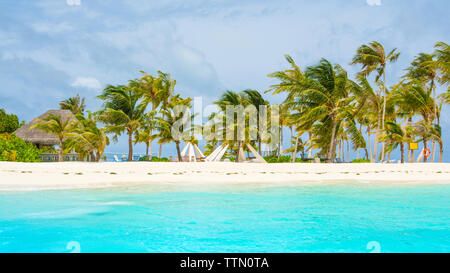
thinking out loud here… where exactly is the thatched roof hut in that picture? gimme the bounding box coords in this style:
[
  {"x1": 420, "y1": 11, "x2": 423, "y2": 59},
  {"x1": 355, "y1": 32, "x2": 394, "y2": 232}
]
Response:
[{"x1": 15, "y1": 110, "x2": 75, "y2": 146}]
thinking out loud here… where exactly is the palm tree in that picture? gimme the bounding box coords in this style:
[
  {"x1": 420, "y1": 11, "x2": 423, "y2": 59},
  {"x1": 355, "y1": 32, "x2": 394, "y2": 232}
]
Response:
[
  {"x1": 404, "y1": 52, "x2": 441, "y2": 161},
  {"x1": 430, "y1": 124, "x2": 444, "y2": 163},
  {"x1": 267, "y1": 54, "x2": 305, "y2": 96},
  {"x1": 129, "y1": 72, "x2": 163, "y2": 161},
  {"x1": 132, "y1": 71, "x2": 162, "y2": 111},
  {"x1": 65, "y1": 112, "x2": 109, "y2": 162},
  {"x1": 157, "y1": 94, "x2": 192, "y2": 162},
  {"x1": 31, "y1": 114, "x2": 74, "y2": 162},
  {"x1": 97, "y1": 84, "x2": 148, "y2": 161},
  {"x1": 440, "y1": 91, "x2": 450, "y2": 105},
  {"x1": 213, "y1": 91, "x2": 244, "y2": 161},
  {"x1": 59, "y1": 94, "x2": 86, "y2": 115},
  {"x1": 350, "y1": 41, "x2": 400, "y2": 160},
  {"x1": 283, "y1": 136, "x2": 305, "y2": 161},
  {"x1": 241, "y1": 89, "x2": 269, "y2": 154},
  {"x1": 431, "y1": 42, "x2": 450, "y2": 85},
  {"x1": 351, "y1": 76, "x2": 383, "y2": 162},
  {"x1": 158, "y1": 71, "x2": 177, "y2": 109},
  {"x1": 267, "y1": 55, "x2": 312, "y2": 161},
  {"x1": 394, "y1": 80, "x2": 436, "y2": 162},
  {"x1": 134, "y1": 111, "x2": 158, "y2": 159},
  {"x1": 293, "y1": 59, "x2": 360, "y2": 162},
  {"x1": 411, "y1": 121, "x2": 443, "y2": 162},
  {"x1": 379, "y1": 121, "x2": 410, "y2": 163}
]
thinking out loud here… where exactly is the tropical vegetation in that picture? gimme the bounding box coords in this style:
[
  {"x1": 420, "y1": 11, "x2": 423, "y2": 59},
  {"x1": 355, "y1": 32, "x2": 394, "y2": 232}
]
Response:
[{"x1": 2, "y1": 41, "x2": 449, "y2": 163}]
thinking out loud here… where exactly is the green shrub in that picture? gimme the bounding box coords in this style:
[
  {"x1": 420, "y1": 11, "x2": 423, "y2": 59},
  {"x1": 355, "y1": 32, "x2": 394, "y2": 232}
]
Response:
[
  {"x1": 0, "y1": 133, "x2": 41, "y2": 162},
  {"x1": 352, "y1": 159, "x2": 371, "y2": 163},
  {"x1": 139, "y1": 156, "x2": 170, "y2": 162},
  {"x1": 264, "y1": 155, "x2": 312, "y2": 163},
  {"x1": 0, "y1": 109, "x2": 20, "y2": 134},
  {"x1": 226, "y1": 155, "x2": 312, "y2": 163}
]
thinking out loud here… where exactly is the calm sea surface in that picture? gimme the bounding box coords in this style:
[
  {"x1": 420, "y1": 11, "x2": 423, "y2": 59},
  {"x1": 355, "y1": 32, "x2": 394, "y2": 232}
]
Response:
[{"x1": 0, "y1": 182, "x2": 449, "y2": 253}]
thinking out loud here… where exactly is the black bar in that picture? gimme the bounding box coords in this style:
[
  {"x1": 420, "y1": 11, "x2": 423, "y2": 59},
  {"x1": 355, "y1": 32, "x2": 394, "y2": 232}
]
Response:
[{"x1": 0, "y1": 253, "x2": 446, "y2": 272}]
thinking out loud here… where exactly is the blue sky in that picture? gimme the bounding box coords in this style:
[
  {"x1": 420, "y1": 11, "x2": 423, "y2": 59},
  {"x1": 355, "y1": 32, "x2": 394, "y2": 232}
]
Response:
[{"x1": 1, "y1": 0, "x2": 449, "y2": 160}]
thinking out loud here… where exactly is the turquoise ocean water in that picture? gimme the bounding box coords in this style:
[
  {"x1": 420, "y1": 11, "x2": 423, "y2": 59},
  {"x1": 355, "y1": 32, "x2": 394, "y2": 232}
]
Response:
[{"x1": 0, "y1": 182, "x2": 449, "y2": 253}]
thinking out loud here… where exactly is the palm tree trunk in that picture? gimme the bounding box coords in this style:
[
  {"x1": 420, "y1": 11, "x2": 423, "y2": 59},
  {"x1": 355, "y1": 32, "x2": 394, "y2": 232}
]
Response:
[
  {"x1": 148, "y1": 140, "x2": 153, "y2": 161},
  {"x1": 367, "y1": 127, "x2": 372, "y2": 161},
  {"x1": 159, "y1": 143, "x2": 162, "y2": 158},
  {"x1": 127, "y1": 130, "x2": 133, "y2": 161},
  {"x1": 400, "y1": 142, "x2": 405, "y2": 163},
  {"x1": 292, "y1": 135, "x2": 299, "y2": 163},
  {"x1": 235, "y1": 141, "x2": 242, "y2": 163},
  {"x1": 145, "y1": 142, "x2": 149, "y2": 157},
  {"x1": 423, "y1": 139, "x2": 428, "y2": 163},
  {"x1": 439, "y1": 140, "x2": 443, "y2": 163},
  {"x1": 328, "y1": 117, "x2": 338, "y2": 162},
  {"x1": 338, "y1": 140, "x2": 342, "y2": 161},
  {"x1": 373, "y1": 110, "x2": 382, "y2": 163},
  {"x1": 58, "y1": 139, "x2": 63, "y2": 162},
  {"x1": 406, "y1": 117, "x2": 413, "y2": 162},
  {"x1": 175, "y1": 141, "x2": 182, "y2": 162},
  {"x1": 308, "y1": 132, "x2": 313, "y2": 158},
  {"x1": 278, "y1": 127, "x2": 283, "y2": 159},
  {"x1": 258, "y1": 139, "x2": 262, "y2": 156},
  {"x1": 347, "y1": 140, "x2": 350, "y2": 163},
  {"x1": 431, "y1": 141, "x2": 436, "y2": 162},
  {"x1": 289, "y1": 126, "x2": 293, "y2": 150},
  {"x1": 380, "y1": 71, "x2": 387, "y2": 161}
]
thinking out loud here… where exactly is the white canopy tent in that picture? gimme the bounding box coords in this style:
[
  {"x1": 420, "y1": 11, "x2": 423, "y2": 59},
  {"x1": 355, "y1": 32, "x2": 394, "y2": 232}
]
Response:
[
  {"x1": 180, "y1": 143, "x2": 205, "y2": 162},
  {"x1": 205, "y1": 143, "x2": 229, "y2": 162},
  {"x1": 205, "y1": 143, "x2": 266, "y2": 163}
]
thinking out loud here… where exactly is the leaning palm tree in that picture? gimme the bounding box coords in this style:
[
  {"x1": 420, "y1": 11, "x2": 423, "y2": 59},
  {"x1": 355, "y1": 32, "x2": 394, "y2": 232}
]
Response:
[
  {"x1": 430, "y1": 124, "x2": 444, "y2": 163},
  {"x1": 31, "y1": 114, "x2": 74, "y2": 162},
  {"x1": 97, "y1": 84, "x2": 148, "y2": 161},
  {"x1": 379, "y1": 121, "x2": 410, "y2": 163},
  {"x1": 267, "y1": 55, "x2": 312, "y2": 161},
  {"x1": 293, "y1": 59, "x2": 361, "y2": 162},
  {"x1": 157, "y1": 94, "x2": 192, "y2": 162},
  {"x1": 59, "y1": 94, "x2": 86, "y2": 115},
  {"x1": 404, "y1": 53, "x2": 441, "y2": 161},
  {"x1": 158, "y1": 71, "x2": 177, "y2": 109},
  {"x1": 394, "y1": 80, "x2": 436, "y2": 162},
  {"x1": 65, "y1": 112, "x2": 109, "y2": 162},
  {"x1": 129, "y1": 72, "x2": 163, "y2": 161},
  {"x1": 350, "y1": 41, "x2": 400, "y2": 160},
  {"x1": 241, "y1": 89, "x2": 269, "y2": 154},
  {"x1": 134, "y1": 111, "x2": 158, "y2": 159},
  {"x1": 351, "y1": 76, "x2": 383, "y2": 162},
  {"x1": 440, "y1": 91, "x2": 450, "y2": 105},
  {"x1": 431, "y1": 42, "x2": 450, "y2": 85}
]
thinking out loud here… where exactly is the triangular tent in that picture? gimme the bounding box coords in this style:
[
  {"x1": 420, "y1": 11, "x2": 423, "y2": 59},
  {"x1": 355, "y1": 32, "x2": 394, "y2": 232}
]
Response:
[
  {"x1": 205, "y1": 143, "x2": 266, "y2": 163},
  {"x1": 205, "y1": 143, "x2": 229, "y2": 162},
  {"x1": 235, "y1": 143, "x2": 266, "y2": 163},
  {"x1": 181, "y1": 143, "x2": 206, "y2": 162}
]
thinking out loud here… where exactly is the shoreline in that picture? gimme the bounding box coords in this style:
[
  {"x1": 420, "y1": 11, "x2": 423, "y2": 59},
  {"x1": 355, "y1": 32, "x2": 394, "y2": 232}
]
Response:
[{"x1": 1, "y1": 162, "x2": 450, "y2": 191}]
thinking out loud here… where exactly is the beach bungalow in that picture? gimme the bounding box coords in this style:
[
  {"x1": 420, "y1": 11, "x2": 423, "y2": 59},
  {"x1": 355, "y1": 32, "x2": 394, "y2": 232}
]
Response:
[{"x1": 15, "y1": 110, "x2": 79, "y2": 162}]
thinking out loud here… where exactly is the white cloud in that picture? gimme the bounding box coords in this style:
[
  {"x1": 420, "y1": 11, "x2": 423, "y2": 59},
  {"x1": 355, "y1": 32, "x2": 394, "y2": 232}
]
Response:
[
  {"x1": 71, "y1": 77, "x2": 101, "y2": 90},
  {"x1": 366, "y1": 0, "x2": 382, "y2": 6},
  {"x1": 66, "y1": 0, "x2": 81, "y2": 6}
]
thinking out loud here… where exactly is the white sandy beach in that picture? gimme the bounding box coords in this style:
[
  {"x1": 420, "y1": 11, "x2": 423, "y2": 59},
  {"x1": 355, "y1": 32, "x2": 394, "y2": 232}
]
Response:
[{"x1": 0, "y1": 161, "x2": 450, "y2": 190}]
